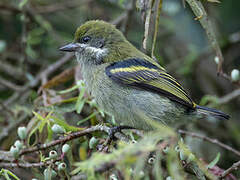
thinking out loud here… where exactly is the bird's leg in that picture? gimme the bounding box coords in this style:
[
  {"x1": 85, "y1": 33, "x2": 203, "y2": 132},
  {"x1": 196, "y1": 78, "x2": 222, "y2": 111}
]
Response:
[
  {"x1": 98, "y1": 125, "x2": 135, "y2": 152},
  {"x1": 108, "y1": 125, "x2": 136, "y2": 141}
]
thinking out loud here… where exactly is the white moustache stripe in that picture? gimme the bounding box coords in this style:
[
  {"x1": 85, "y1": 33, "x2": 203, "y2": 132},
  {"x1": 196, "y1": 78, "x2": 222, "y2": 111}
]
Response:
[{"x1": 86, "y1": 46, "x2": 107, "y2": 55}]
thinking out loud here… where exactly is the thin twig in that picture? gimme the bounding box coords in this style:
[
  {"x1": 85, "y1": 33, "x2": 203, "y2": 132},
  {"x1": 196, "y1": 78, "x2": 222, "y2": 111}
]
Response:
[
  {"x1": 185, "y1": 0, "x2": 224, "y2": 74},
  {"x1": 218, "y1": 88, "x2": 240, "y2": 104},
  {"x1": 20, "y1": 125, "x2": 127, "y2": 156},
  {"x1": 218, "y1": 72, "x2": 240, "y2": 86},
  {"x1": 0, "y1": 61, "x2": 24, "y2": 79},
  {"x1": 143, "y1": 0, "x2": 154, "y2": 50},
  {"x1": 0, "y1": 157, "x2": 61, "y2": 168},
  {"x1": 178, "y1": 130, "x2": 240, "y2": 157},
  {"x1": 0, "y1": 54, "x2": 73, "y2": 110},
  {"x1": 151, "y1": 0, "x2": 162, "y2": 58},
  {"x1": 0, "y1": 77, "x2": 25, "y2": 91},
  {"x1": 0, "y1": 151, "x2": 14, "y2": 162},
  {"x1": 220, "y1": 160, "x2": 240, "y2": 179}
]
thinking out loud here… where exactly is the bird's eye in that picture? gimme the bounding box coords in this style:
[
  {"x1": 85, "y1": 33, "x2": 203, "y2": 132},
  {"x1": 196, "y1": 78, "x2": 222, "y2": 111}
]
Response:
[{"x1": 81, "y1": 36, "x2": 91, "y2": 43}]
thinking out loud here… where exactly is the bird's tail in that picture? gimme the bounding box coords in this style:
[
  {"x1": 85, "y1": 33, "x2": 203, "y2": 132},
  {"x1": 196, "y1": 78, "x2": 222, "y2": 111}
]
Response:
[{"x1": 196, "y1": 105, "x2": 230, "y2": 120}]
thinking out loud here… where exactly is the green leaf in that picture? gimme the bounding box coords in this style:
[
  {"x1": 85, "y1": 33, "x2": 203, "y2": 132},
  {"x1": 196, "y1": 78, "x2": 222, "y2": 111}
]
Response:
[
  {"x1": 33, "y1": 111, "x2": 47, "y2": 133},
  {"x1": 0, "y1": 169, "x2": 20, "y2": 180},
  {"x1": 207, "y1": 0, "x2": 220, "y2": 3},
  {"x1": 75, "y1": 87, "x2": 86, "y2": 114},
  {"x1": 199, "y1": 95, "x2": 219, "y2": 106},
  {"x1": 49, "y1": 116, "x2": 83, "y2": 132},
  {"x1": 77, "y1": 112, "x2": 97, "y2": 125},
  {"x1": 207, "y1": 153, "x2": 221, "y2": 169},
  {"x1": 27, "y1": 118, "x2": 41, "y2": 146},
  {"x1": 25, "y1": 45, "x2": 38, "y2": 59},
  {"x1": 58, "y1": 84, "x2": 81, "y2": 94},
  {"x1": 19, "y1": 0, "x2": 28, "y2": 9}
]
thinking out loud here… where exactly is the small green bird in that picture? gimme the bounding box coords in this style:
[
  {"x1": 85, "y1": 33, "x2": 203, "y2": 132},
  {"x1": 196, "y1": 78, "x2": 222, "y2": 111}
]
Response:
[{"x1": 60, "y1": 20, "x2": 229, "y2": 130}]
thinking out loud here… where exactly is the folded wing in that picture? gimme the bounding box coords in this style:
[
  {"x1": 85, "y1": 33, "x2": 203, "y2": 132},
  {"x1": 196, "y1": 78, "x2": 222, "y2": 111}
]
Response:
[{"x1": 105, "y1": 58, "x2": 196, "y2": 109}]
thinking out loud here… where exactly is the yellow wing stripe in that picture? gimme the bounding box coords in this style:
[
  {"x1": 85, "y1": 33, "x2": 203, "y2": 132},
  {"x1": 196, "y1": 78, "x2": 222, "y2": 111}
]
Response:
[
  {"x1": 110, "y1": 66, "x2": 158, "y2": 73},
  {"x1": 106, "y1": 58, "x2": 195, "y2": 108}
]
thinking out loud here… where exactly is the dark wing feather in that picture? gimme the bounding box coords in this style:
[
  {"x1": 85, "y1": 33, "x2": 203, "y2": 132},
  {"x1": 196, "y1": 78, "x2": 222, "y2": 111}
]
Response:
[{"x1": 105, "y1": 58, "x2": 196, "y2": 109}]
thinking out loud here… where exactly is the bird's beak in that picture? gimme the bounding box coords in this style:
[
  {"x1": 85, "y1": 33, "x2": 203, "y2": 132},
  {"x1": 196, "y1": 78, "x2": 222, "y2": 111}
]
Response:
[{"x1": 59, "y1": 43, "x2": 79, "y2": 52}]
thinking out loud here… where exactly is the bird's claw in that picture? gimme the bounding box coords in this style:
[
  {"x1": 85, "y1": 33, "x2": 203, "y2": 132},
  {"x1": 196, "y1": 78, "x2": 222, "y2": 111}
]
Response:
[{"x1": 108, "y1": 125, "x2": 135, "y2": 141}]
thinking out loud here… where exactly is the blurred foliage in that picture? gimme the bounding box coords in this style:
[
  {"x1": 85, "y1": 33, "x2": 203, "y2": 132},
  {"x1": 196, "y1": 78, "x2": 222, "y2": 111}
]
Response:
[{"x1": 0, "y1": 0, "x2": 240, "y2": 179}]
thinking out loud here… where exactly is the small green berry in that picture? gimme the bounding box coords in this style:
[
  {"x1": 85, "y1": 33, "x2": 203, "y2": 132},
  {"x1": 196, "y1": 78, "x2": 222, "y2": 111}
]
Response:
[
  {"x1": 214, "y1": 56, "x2": 219, "y2": 65},
  {"x1": 166, "y1": 176, "x2": 173, "y2": 180},
  {"x1": 55, "y1": 161, "x2": 60, "y2": 166},
  {"x1": 10, "y1": 145, "x2": 19, "y2": 159},
  {"x1": 43, "y1": 169, "x2": 57, "y2": 179},
  {"x1": 0, "y1": 40, "x2": 6, "y2": 53},
  {"x1": 17, "y1": 126, "x2": 27, "y2": 140},
  {"x1": 110, "y1": 174, "x2": 118, "y2": 180},
  {"x1": 89, "y1": 137, "x2": 98, "y2": 149},
  {"x1": 179, "y1": 150, "x2": 187, "y2": 161},
  {"x1": 231, "y1": 69, "x2": 240, "y2": 82},
  {"x1": 14, "y1": 140, "x2": 23, "y2": 150},
  {"x1": 58, "y1": 162, "x2": 66, "y2": 171},
  {"x1": 163, "y1": 146, "x2": 169, "y2": 153},
  {"x1": 148, "y1": 157, "x2": 155, "y2": 164},
  {"x1": 51, "y1": 124, "x2": 66, "y2": 134},
  {"x1": 139, "y1": 171, "x2": 144, "y2": 177},
  {"x1": 49, "y1": 150, "x2": 58, "y2": 159},
  {"x1": 175, "y1": 145, "x2": 180, "y2": 152},
  {"x1": 131, "y1": 140, "x2": 137, "y2": 144},
  {"x1": 62, "y1": 144, "x2": 70, "y2": 153}
]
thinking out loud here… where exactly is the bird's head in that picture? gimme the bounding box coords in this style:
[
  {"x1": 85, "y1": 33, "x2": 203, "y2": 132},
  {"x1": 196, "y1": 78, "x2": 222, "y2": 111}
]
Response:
[{"x1": 60, "y1": 20, "x2": 137, "y2": 65}]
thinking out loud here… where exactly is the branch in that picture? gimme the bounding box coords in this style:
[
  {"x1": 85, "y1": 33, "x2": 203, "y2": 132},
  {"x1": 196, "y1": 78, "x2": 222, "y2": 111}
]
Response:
[
  {"x1": 220, "y1": 160, "x2": 240, "y2": 179},
  {"x1": 0, "y1": 151, "x2": 14, "y2": 162},
  {"x1": 0, "y1": 77, "x2": 25, "y2": 91},
  {"x1": 151, "y1": 0, "x2": 162, "y2": 58},
  {"x1": 185, "y1": 0, "x2": 240, "y2": 87},
  {"x1": 20, "y1": 125, "x2": 127, "y2": 156},
  {"x1": 218, "y1": 88, "x2": 240, "y2": 105},
  {"x1": 0, "y1": 158, "x2": 60, "y2": 168},
  {"x1": 185, "y1": 0, "x2": 224, "y2": 74},
  {"x1": 143, "y1": 0, "x2": 154, "y2": 50},
  {"x1": 178, "y1": 130, "x2": 240, "y2": 157},
  {"x1": 0, "y1": 54, "x2": 73, "y2": 111}
]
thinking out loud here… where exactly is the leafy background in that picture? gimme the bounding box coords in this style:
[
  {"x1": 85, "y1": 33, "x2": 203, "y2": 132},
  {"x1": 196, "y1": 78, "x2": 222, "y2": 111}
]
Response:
[{"x1": 0, "y1": 0, "x2": 240, "y2": 179}]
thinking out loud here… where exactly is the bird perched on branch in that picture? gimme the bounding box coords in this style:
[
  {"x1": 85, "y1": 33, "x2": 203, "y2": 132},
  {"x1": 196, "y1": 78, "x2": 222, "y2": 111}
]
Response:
[{"x1": 60, "y1": 20, "x2": 229, "y2": 130}]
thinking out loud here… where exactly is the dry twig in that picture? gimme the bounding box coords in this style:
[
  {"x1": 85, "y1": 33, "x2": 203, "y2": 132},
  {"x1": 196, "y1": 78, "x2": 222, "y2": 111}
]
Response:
[
  {"x1": 218, "y1": 89, "x2": 240, "y2": 104},
  {"x1": 143, "y1": 0, "x2": 154, "y2": 50},
  {"x1": 151, "y1": 0, "x2": 162, "y2": 57},
  {"x1": 178, "y1": 130, "x2": 240, "y2": 157},
  {"x1": 220, "y1": 160, "x2": 240, "y2": 179},
  {"x1": 185, "y1": 0, "x2": 224, "y2": 74},
  {"x1": 0, "y1": 158, "x2": 61, "y2": 168},
  {"x1": 20, "y1": 125, "x2": 127, "y2": 156}
]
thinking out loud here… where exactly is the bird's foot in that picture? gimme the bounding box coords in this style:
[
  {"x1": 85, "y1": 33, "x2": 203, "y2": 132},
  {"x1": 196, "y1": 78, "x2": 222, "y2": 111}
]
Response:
[
  {"x1": 98, "y1": 125, "x2": 135, "y2": 152},
  {"x1": 108, "y1": 125, "x2": 135, "y2": 141}
]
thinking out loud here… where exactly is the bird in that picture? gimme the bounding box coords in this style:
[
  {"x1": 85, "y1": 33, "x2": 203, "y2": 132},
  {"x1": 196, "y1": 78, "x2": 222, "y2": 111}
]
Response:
[{"x1": 59, "y1": 20, "x2": 229, "y2": 130}]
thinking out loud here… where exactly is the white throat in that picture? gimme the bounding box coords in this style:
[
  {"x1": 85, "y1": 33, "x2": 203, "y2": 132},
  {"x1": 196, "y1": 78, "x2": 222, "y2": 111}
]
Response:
[{"x1": 75, "y1": 43, "x2": 108, "y2": 64}]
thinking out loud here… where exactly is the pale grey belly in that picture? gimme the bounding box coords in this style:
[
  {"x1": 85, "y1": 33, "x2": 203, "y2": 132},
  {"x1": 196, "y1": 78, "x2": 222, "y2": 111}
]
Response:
[{"x1": 91, "y1": 80, "x2": 191, "y2": 130}]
